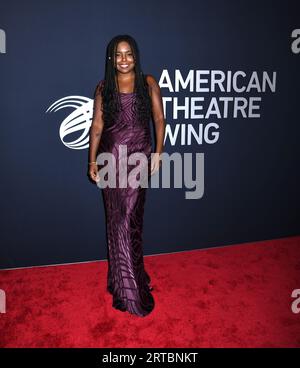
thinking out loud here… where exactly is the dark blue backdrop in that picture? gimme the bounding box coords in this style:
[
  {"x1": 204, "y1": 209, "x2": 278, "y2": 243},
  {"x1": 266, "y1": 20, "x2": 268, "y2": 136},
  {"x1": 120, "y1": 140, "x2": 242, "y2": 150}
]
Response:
[{"x1": 1, "y1": 0, "x2": 299, "y2": 269}]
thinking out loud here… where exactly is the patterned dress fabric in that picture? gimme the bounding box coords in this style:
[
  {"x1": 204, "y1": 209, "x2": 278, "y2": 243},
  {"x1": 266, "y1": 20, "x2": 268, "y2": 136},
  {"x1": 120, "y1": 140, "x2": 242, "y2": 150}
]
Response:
[{"x1": 96, "y1": 80, "x2": 155, "y2": 317}]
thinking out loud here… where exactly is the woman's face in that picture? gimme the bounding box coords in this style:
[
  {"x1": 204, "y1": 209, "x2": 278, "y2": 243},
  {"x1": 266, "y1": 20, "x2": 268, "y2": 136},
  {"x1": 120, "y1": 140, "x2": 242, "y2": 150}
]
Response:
[{"x1": 114, "y1": 41, "x2": 135, "y2": 75}]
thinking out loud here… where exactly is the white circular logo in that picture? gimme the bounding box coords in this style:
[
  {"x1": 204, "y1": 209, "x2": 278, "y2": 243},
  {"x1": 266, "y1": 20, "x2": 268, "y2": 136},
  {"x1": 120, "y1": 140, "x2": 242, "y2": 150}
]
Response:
[{"x1": 46, "y1": 95, "x2": 93, "y2": 150}]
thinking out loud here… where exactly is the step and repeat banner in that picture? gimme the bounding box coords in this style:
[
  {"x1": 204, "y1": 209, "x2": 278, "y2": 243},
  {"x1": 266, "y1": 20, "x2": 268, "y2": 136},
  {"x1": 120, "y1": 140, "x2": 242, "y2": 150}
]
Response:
[{"x1": 1, "y1": 0, "x2": 299, "y2": 268}]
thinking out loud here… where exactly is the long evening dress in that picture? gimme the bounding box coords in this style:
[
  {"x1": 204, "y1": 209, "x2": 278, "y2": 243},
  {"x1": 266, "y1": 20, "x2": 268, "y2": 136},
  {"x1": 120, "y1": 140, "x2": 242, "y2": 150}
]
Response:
[{"x1": 94, "y1": 79, "x2": 155, "y2": 317}]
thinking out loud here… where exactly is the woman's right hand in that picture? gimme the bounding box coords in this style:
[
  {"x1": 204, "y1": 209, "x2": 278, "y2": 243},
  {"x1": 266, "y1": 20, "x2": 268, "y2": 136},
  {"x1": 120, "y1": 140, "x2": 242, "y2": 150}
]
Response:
[{"x1": 88, "y1": 163, "x2": 100, "y2": 183}]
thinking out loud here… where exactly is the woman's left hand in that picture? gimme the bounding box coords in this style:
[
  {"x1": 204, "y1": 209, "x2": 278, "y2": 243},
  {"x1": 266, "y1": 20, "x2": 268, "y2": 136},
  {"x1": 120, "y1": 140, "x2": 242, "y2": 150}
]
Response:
[{"x1": 150, "y1": 152, "x2": 162, "y2": 176}]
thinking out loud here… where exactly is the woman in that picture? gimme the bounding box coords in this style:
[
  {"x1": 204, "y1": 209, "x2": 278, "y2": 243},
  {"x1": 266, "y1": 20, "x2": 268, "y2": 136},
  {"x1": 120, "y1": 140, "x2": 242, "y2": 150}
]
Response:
[{"x1": 88, "y1": 35, "x2": 166, "y2": 317}]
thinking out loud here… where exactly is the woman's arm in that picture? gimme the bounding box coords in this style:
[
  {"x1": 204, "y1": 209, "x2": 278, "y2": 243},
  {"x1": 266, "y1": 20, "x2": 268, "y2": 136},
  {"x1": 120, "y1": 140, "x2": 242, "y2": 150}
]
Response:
[
  {"x1": 146, "y1": 75, "x2": 166, "y2": 154},
  {"x1": 88, "y1": 81, "x2": 104, "y2": 163},
  {"x1": 88, "y1": 81, "x2": 104, "y2": 182}
]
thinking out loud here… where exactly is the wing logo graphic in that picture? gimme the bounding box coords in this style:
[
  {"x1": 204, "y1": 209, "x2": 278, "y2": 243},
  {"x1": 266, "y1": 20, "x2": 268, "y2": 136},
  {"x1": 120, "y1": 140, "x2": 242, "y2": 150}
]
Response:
[{"x1": 46, "y1": 95, "x2": 94, "y2": 150}]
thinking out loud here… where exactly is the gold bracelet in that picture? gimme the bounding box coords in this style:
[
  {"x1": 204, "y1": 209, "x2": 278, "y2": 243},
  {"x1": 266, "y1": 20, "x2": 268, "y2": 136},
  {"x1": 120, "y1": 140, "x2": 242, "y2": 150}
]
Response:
[{"x1": 88, "y1": 161, "x2": 97, "y2": 165}]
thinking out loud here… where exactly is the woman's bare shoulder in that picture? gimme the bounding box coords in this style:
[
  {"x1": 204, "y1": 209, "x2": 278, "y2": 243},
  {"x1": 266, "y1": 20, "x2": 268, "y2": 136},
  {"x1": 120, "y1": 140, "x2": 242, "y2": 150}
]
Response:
[
  {"x1": 98, "y1": 79, "x2": 105, "y2": 87},
  {"x1": 145, "y1": 74, "x2": 159, "y2": 87},
  {"x1": 94, "y1": 79, "x2": 105, "y2": 98},
  {"x1": 145, "y1": 75, "x2": 160, "y2": 96}
]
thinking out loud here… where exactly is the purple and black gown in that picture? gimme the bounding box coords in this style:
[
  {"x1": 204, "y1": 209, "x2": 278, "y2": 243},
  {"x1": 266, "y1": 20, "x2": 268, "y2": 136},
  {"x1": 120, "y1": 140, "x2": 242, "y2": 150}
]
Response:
[{"x1": 94, "y1": 80, "x2": 155, "y2": 317}]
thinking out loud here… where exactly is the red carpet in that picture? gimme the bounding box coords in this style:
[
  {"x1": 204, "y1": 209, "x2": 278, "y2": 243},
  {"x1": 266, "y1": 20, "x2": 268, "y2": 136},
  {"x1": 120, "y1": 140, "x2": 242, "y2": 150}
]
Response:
[{"x1": 0, "y1": 236, "x2": 299, "y2": 347}]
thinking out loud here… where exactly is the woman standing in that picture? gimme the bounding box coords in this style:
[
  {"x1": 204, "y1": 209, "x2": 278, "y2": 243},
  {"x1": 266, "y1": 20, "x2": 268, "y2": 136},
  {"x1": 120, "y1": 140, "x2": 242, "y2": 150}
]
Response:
[{"x1": 88, "y1": 35, "x2": 165, "y2": 317}]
